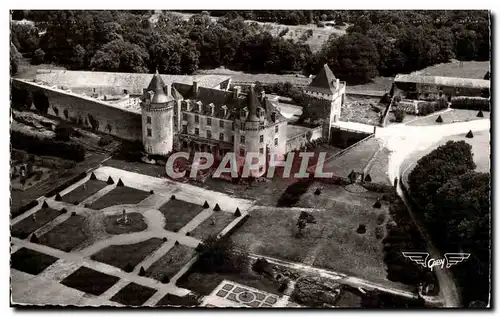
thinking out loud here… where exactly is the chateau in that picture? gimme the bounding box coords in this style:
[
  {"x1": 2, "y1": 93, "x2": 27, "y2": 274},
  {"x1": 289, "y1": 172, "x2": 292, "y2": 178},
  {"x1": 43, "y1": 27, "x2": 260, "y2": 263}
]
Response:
[{"x1": 12, "y1": 64, "x2": 346, "y2": 172}]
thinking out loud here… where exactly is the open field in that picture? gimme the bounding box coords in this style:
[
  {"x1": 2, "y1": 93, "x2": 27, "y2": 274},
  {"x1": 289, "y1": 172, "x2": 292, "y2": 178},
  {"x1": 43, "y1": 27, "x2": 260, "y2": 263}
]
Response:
[
  {"x1": 110, "y1": 282, "x2": 157, "y2": 306},
  {"x1": 89, "y1": 186, "x2": 151, "y2": 210},
  {"x1": 61, "y1": 266, "x2": 120, "y2": 296},
  {"x1": 91, "y1": 238, "x2": 164, "y2": 271},
  {"x1": 190, "y1": 211, "x2": 235, "y2": 240},
  {"x1": 145, "y1": 244, "x2": 196, "y2": 281},
  {"x1": 39, "y1": 215, "x2": 90, "y2": 252},
  {"x1": 62, "y1": 179, "x2": 108, "y2": 204},
  {"x1": 11, "y1": 248, "x2": 59, "y2": 275},
  {"x1": 11, "y1": 207, "x2": 62, "y2": 239},
  {"x1": 407, "y1": 109, "x2": 490, "y2": 126},
  {"x1": 410, "y1": 60, "x2": 490, "y2": 79},
  {"x1": 160, "y1": 199, "x2": 204, "y2": 232}
]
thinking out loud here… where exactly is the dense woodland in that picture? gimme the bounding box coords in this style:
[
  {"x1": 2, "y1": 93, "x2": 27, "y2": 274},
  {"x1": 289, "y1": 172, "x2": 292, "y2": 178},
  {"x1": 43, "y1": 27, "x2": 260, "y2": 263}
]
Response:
[
  {"x1": 11, "y1": 10, "x2": 489, "y2": 84},
  {"x1": 408, "y1": 141, "x2": 490, "y2": 307}
]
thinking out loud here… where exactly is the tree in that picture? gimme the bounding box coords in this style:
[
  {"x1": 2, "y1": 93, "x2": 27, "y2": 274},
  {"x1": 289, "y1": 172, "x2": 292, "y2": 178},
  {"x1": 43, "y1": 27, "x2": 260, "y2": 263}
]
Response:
[
  {"x1": 393, "y1": 108, "x2": 405, "y2": 123},
  {"x1": 10, "y1": 43, "x2": 22, "y2": 76},
  {"x1": 196, "y1": 235, "x2": 248, "y2": 273},
  {"x1": 32, "y1": 48, "x2": 45, "y2": 65},
  {"x1": 70, "y1": 44, "x2": 87, "y2": 69}
]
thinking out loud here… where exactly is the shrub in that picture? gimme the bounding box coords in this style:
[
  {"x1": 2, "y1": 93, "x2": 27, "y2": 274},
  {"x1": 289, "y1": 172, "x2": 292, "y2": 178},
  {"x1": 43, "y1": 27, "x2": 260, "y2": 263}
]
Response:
[
  {"x1": 139, "y1": 266, "x2": 146, "y2": 276},
  {"x1": 314, "y1": 188, "x2": 321, "y2": 195},
  {"x1": 477, "y1": 110, "x2": 484, "y2": 117},
  {"x1": 55, "y1": 193, "x2": 62, "y2": 201},
  {"x1": 117, "y1": 178, "x2": 124, "y2": 187},
  {"x1": 375, "y1": 225, "x2": 385, "y2": 240},
  {"x1": 252, "y1": 258, "x2": 270, "y2": 274},
  {"x1": 377, "y1": 212, "x2": 386, "y2": 225},
  {"x1": 393, "y1": 108, "x2": 405, "y2": 123},
  {"x1": 30, "y1": 233, "x2": 39, "y2": 243},
  {"x1": 98, "y1": 135, "x2": 113, "y2": 147},
  {"x1": 54, "y1": 124, "x2": 74, "y2": 142},
  {"x1": 161, "y1": 276, "x2": 170, "y2": 284},
  {"x1": 234, "y1": 207, "x2": 241, "y2": 217},
  {"x1": 364, "y1": 174, "x2": 372, "y2": 182},
  {"x1": 170, "y1": 194, "x2": 175, "y2": 200},
  {"x1": 124, "y1": 263, "x2": 134, "y2": 273},
  {"x1": 196, "y1": 235, "x2": 248, "y2": 274},
  {"x1": 42, "y1": 201, "x2": 49, "y2": 208},
  {"x1": 213, "y1": 203, "x2": 221, "y2": 211},
  {"x1": 451, "y1": 96, "x2": 489, "y2": 111},
  {"x1": 203, "y1": 201, "x2": 209, "y2": 208},
  {"x1": 71, "y1": 211, "x2": 76, "y2": 216},
  {"x1": 373, "y1": 200, "x2": 382, "y2": 208},
  {"x1": 107, "y1": 176, "x2": 114, "y2": 185},
  {"x1": 436, "y1": 115, "x2": 443, "y2": 123},
  {"x1": 356, "y1": 224, "x2": 366, "y2": 234},
  {"x1": 466, "y1": 130, "x2": 474, "y2": 138},
  {"x1": 380, "y1": 93, "x2": 392, "y2": 105},
  {"x1": 11, "y1": 131, "x2": 85, "y2": 162},
  {"x1": 277, "y1": 180, "x2": 311, "y2": 207},
  {"x1": 32, "y1": 48, "x2": 45, "y2": 65}
]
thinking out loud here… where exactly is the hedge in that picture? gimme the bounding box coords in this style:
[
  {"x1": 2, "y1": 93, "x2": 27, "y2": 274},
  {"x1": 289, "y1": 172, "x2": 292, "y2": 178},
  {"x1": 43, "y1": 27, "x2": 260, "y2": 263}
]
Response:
[
  {"x1": 11, "y1": 130, "x2": 85, "y2": 162},
  {"x1": 451, "y1": 96, "x2": 490, "y2": 111},
  {"x1": 45, "y1": 172, "x2": 87, "y2": 198},
  {"x1": 11, "y1": 200, "x2": 38, "y2": 218},
  {"x1": 417, "y1": 99, "x2": 448, "y2": 116}
]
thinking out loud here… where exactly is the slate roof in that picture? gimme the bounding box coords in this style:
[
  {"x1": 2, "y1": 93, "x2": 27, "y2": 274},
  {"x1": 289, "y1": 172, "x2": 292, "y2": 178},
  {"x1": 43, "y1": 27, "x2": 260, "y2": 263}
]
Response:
[
  {"x1": 307, "y1": 64, "x2": 338, "y2": 94},
  {"x1": 394, "y1": 74, "x2": 490, "y2": 90},
  {"x1": 146, "y1": 71, "x2": 174, "y2": 104}
]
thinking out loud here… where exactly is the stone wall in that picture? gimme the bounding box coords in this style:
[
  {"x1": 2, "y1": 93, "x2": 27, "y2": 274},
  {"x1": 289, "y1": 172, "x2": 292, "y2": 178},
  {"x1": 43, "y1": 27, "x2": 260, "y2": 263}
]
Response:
[
  {"x1": 286, "y1": 126, "x2": 323, "y2": 152},
  {"x1": 12, "y1": 79, "x2": 143, "y2": 141},
  {"x1": 329, "y1": 127, "x2": 372, "y2": 148}
]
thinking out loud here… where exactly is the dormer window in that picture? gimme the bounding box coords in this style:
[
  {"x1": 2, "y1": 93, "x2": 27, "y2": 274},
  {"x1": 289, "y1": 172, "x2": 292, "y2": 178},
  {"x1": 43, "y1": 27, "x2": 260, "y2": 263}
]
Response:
[
  {"x1": 259, "y1": 108, "x2": 265, "y2": 118},
  {"x1": 271, "y1": 112, "x2": 277, "y2": 122},
  {"x1": 221, "y1": 105, "x2": 228, "y2": 117},
  {"x1": 196, "y1": 101, "x2": 203, "y2": 113},
  {"x1": 208, "y1": 103, "x2": 215, "y2": 116},
  {"x1": 181, "y1": 101, "x2": 188, "y2": 111}
]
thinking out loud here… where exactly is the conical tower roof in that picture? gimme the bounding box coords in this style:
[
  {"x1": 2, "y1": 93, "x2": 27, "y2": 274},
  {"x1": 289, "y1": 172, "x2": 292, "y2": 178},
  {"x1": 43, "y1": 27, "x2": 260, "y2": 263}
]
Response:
[
  {"x1": 147, "y1": 70, "x2": 173, "y2": 104},
  {"x1": 308, "y1": 64, "x2": 337, "y2": 94}
]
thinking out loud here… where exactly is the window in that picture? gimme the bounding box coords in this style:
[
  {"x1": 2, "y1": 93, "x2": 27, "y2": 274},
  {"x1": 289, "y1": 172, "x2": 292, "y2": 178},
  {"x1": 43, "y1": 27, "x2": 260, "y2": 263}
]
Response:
[
  {"x1": 232, "y1": 122, "x2": 235, "y2": 130},
  {"x1": 274, "y1": 138, "x2": 278, "y2": 146},
  {"x1": 195, "y1": 128, "x2": 199, "y2": 136},
  {"x1": 240, "y1": 148, "x2": 245, "y2": 156},
  {"x1": 195, "y1": 115, "x2": 199, "y2": 123},
  {"x1": 259, "y1": 148, "x2": 264, "y2": 154},
  {"x1": 219, "y1": 120, "x2": 224, "y2": 128},
  {"x1": 207, "y1": 117, "x2": 212, "y2": 126},
  {"x1": 207, "y1": 130, "x2": 212, "y2": 139},
  {"x1": 240, "y1": 135, "x2": 245, "y2": 143},
  {"x1": 147, "y1": 128, "x2": 152, "y2": 137},
  {"x1": 260, "y1": 135, "x2": 264, "y2": 143},
  {"x1": 182, "y1": 113, "x2": 187, "y2": 121},
  {"x1": 231, "y1": 135, "x2": 235, "y2": 143},
  {"x1": 147, "y1": 116, "x2": 151, "y2": 124},
  {"x1": 219, "y1": 133, "x2": 224, "y2": 141},
  {"x1": 275, "y1": 125, "x2": 279, "y2": 133},
  {"x1": 182, "y1": 125, "x2": 187, "y2": 134}
]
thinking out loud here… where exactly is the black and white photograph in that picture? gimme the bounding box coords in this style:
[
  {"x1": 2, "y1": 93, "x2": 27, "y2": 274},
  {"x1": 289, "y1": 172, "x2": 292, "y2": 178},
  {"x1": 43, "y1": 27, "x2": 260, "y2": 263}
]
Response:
[{"x1": 8, "y1": 8, "x2": 491, "y2": 309}]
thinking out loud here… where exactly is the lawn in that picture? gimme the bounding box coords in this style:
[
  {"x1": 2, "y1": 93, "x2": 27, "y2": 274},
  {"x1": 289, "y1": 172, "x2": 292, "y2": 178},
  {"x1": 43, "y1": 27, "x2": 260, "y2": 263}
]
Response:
[
  {"x1": 155, "y1": 293, "x2": 201, "y2": 307},
  {"x1": 104, "y1": 212, "x2": 148, "y2": 235},
  {"x1": 11, "y1": 207, "x2": 63, "y2": 239},
  {"x1": 145, "y1": 244, "x2": 196, "y2": 281},
  {"x1": 160, "y1": 199, "x2": 203, "y2": 232},
  {"x1": 62, "y1": 179, "x2": 108, "y2": 205},
  {"x1": 110, "y1": 282, "x2": 157, "y2": 306},
  {"x1": 190, "y1": 211, "x2": 236, "y2": 241},
  {"x1": 335, "y1": 289, "x2": 362, "y2": 308},
  {"x1": 177, "y1": 270, "x2": 281, "y2": 296},
  {"x1": 90, "y1": 238, "x2": 164, "y2": 271},
  {"x1": 60, "y1": 266, "x2": 120, "y2": 296},
  {"x1": 364, "y1": 147, "x2": 392, "y2": 186},
  {"x1": 89, "y1": 186, "x2": 151, "y2": 210},
  {"x1": 407, "y1": 109, "x2": 490, "y2": 126},
  {"x1": 410, "y1": 60, "x2": 490, "y2": 79},
  {"x1": 11, "y1": 248, "x2": 59, "y2": 275},
  {"x1": 322, "y1": 137, "x2": 381, "y2": 178},
  {"x1": 39, "y1": 215, "x2": 90, "y2": 252}
]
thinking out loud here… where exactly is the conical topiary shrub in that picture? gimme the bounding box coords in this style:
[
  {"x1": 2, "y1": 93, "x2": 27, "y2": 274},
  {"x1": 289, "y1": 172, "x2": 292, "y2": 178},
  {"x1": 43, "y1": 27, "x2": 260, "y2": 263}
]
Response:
[
  {"x1": 356, "y1": 224, "x2": 366, "y2": 234},
  {"x1": 124, "y1": 263, "x2": 134, "y2": 273},
  {"x1": 117, "y1": 178, "x2": 124, "y2": 187},
  {"x1": 175, "y1": 241, "x2": 179, "y2": 245},
  {"x1": 107, "y1": 176, "x2": 114, "y2": 185},
  {"x1": 213, "y1": 203, "x2": 221, "y2": 211},
  {"x1": 436, "y1": 115, "x2": 443, "y2": 123},
  {"x1": 314, "y1": 188, "x2": 321, "y2": 195},
  {"x1": 42, "y1": 201, "x2": 49, "y2": 208},
  {"x1": 466, "y1": 130, "x2": 474, "y2": 138},
  {"x1": 161, "y1": 276, "x2": 170, "y2": 284},
  {"x1": 73, "y1": 201, "x2": 79, "y2": 205},
  {"x1": 171, "y1": 195, "x2": 176, "y2": 200},
  {"x1": 60, "y1": 208, "x2": 67, "y2": 213},
  {"x1": 90, "y1": 172, "x2": 97, "y2": 180},
  {"x1": 71, "y1": 211, "x2": 77, "y2": 216},
  {"x1": 55, "y1": 193, "x2": 62, "y2": 201},
  {"x1": 203, "y1": 201, "x2": 209, "y2": 209},
  {"x1": 186, "y1": 232, "x2": 191, "y2": 236},
  {"x1": 149, "y1": 190, "x2": 154, "y2": 194},
  {"x1": 235, "y1": 207, "x2": 241, "y2": 217},
  {"x1": 364, "y1": 174, "x2": 372, "y2": 182},
  {"x1": 30, "y1": 233, "x2": 39, "y2": 243},
  {"x1": 373, "y1": 200, "x2": 382, "y2": 209},
  {"x1": 139, "y1": 266, "x2": 146, "y2": 276},
  {"x1": 162, "y1": 237, "x2": 167, "y2": 242},
  {"x1": 477, "y1": 110, "x2": 484, "y2": 117}
]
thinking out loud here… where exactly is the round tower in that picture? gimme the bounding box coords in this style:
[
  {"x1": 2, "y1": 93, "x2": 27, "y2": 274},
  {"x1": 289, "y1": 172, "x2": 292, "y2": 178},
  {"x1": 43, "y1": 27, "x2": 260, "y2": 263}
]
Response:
[
  {"x1": 244, "y1": 84, "x2": 266, "y2": 176},
  {"x1": 140, "y1": 71, "x2": 175, "y2": 155}
]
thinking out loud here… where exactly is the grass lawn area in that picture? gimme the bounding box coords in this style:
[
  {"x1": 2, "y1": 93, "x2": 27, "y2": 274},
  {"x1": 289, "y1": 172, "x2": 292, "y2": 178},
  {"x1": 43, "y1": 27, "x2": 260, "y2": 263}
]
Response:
[
  {"x1": 177, "y1": 270, "x2": 281, "y2": 296},
  {"x1": 407, "y1": 109, "x2": 490, "y2": 126},
  {"x1": 190, "y1": 211, "x2": 236, "y2": 241},
  {"x1": 61, "y1": 266, "x2": 119, "y2": 296},
  {"x1": 11, "y1": 248, "x2": 59, "y2": 275},
  {"x1": 110, "y1": 282, "x2": 157, "y2": 306},
  {"x1": 11, "y1": 207, "x2": 63, "y2": 239},
  {"x1": 104, "y1": 212, "x2": 147, "y2": 235},
  {"x1": 62, "y1": 179, "x2": 108, "y2": 204},
  {"x1": 39, "y1": 215, "x2": 90, "y2": 252},
  {"x1": 410, "y1": 60, "x2": 490, "y2": 79},
  {"x1": 155, "y1": 293, "x2": 201, "y2": 307},
  {"x1": 89, "y1": 186, "x2": 151, "y2": 210},
  {"x1": 298, "y1": 181, "x2": 382, "y2": 208},
  {"x1": 323, "y1": 137, "x2": 381, "y2": 178},
  {"x1": 145, "y1": 244, "x2": 196, "y2": 281},
  {"x1": 91, "y1": 238, "x2": 164, "y2": 271},
  {"x1": 160, "y1": 199, "x2": 203, "y2": 232},
  {"x1": 335, "y1": 289, "x2": 362, "y2": 307},
  {"x1": 364, "y1": 147, "x2": 392, "y2": 186}
]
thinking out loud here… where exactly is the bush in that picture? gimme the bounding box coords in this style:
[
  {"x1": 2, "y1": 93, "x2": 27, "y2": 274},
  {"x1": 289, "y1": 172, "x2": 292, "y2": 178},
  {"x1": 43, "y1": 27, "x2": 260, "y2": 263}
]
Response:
[
  {"x1": 377, "y1": 212, "x2": 386, "y2": 225},
  {"x1": 32, "y1": 48, "x2": 45, "y2": 65},
  {"x1": 277, "y1": 180, "x2": 311, "y2": 207},
  {"x1": 11, "y1": 130, "x2": 85, "y2": 162},
  {"x1": 124, "y1": 263, "x2": 134, "y2": 273},
  {"x1": 393, "y1": 108, "x2": 405, "y2": 122},
  {"x1": 451, "y1": 96, "x2": 489, "y2": 111},
  {"x1": 195, "y1": 235, "x2": 248, "y2": 274},
  {"x1": 375, "y1": 225, "x2": 385, "y2": 240},
  {"x1": 252, "y1": 257, "x2": 271, "y2": 274},
  {"x1": 98, "y1": 135, "x2": 113, "y2": 147},
  {"x1": 54, "y1": 124, "x2": 74, "y2": 142}
]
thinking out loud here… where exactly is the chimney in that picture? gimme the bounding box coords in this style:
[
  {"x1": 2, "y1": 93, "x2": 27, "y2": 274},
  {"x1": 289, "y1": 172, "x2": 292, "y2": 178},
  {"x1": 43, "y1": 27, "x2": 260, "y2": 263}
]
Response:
[
  {"x1": 193, "y1": 81, "x2": 199, "y2": 96},
  {"x1": 164, "y1": 84, "x2": 170, "y2": 96},
  {"x1": 259, "y1": 90, "x2": 266, "y2": 102},
  {"x1": 247, "y1": 84, "x2": 259, "y2": 121},
  {"x1": 233, "y1": 86, "x2": 241, "y2": 99}
]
